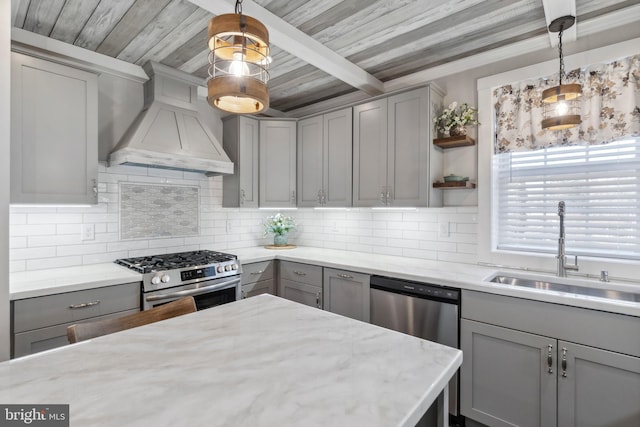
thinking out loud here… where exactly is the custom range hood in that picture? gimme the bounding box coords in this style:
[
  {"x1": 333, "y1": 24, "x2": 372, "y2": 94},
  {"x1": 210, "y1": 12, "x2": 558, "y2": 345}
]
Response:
[{"x1": 109, "y1": 62, "x2": 233, "y2": 175}]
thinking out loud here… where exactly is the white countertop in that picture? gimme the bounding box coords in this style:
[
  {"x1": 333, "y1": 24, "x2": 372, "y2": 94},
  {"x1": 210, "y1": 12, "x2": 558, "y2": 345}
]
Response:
[
  {"x1": 10, "y1": 246, "x2": 640, "y2": 317},
  {"x1": 0, "y1": 294, "x2": 462, "y2": 427}
]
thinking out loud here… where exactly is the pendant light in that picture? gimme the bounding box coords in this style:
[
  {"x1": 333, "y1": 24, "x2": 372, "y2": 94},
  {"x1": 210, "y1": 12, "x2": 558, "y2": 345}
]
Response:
[
  {"x1": 207, "y1": 0, "x2": 270, "y2": 114},
  {"x1": 541, "y1": 15, "x2": 581, "y2": 131}
]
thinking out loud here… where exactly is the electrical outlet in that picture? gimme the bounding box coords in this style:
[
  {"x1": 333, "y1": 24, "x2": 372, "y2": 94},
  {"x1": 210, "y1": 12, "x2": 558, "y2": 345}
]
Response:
[
  {"x1": 81, "y1": 224, "x2": 95, "y2": 241},
  {"x1": 438, "y1": 221, "x2": 450, "y2": 238}
]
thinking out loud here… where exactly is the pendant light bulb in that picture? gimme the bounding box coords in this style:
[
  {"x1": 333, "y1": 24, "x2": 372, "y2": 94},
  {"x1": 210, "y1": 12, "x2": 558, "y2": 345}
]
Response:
[{"x1": 229, "y1": 52, "x2": 249, "y2": 77}]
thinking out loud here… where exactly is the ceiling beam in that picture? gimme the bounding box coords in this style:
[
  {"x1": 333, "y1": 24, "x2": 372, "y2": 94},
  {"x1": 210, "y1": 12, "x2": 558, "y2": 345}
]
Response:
[
  {"x1": 542, "y1": 0, "x2": 577, "y2": 47},
  {"x1": 186, "y1": 0, "x2": 385, "y2": 96}
]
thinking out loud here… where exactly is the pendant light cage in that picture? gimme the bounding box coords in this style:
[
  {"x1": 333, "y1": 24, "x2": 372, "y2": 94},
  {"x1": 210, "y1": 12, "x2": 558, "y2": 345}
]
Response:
[
  {"x1": 207, "y1": 0, "x2": 270, "y2": 114},
  {"x1": 542, "y1": 15, "x2": 581, "y2": 131}
]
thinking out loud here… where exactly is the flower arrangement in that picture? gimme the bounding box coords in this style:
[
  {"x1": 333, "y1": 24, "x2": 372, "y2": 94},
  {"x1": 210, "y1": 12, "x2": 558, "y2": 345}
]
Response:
[
  {"x1": 433, "y1": 101, "x2": 479, "y2": 136},
  {"x1": 263, "y1": 212, "x2": 297, "y2": 237}
]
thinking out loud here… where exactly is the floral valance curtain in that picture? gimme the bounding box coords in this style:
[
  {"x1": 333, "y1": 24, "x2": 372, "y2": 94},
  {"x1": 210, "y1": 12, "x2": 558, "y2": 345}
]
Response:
[{"x1": 493, "y1": 54, "x2": 640, "y2": 154}]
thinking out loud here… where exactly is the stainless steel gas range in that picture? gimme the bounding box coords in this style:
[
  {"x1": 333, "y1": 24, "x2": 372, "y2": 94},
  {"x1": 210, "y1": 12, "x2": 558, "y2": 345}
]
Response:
[{"x1": 115, "y1": 250, "x2": 242, "y2": 311}]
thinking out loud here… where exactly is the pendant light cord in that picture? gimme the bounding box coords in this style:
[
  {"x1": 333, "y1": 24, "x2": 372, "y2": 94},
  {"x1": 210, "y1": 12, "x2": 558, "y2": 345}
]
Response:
[{"x1": 557, "y1": 28, "x2": 565, "y2": 85}]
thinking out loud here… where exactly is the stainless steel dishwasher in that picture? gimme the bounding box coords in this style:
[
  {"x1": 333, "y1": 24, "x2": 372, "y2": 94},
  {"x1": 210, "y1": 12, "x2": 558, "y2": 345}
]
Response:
[{"x1": 370, "y1": 275, "x2": 461, "y2": 425}]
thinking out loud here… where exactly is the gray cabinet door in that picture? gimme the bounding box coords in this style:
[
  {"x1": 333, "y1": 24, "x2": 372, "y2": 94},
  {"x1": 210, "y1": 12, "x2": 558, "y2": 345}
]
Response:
[
  {"x1": 323, "y1": 268, "x2": 369, "y2": 322},
  {"x1": 460, "y1": 319, "x2": 557, "y2": 427},
  {"x1": 353, "y1": 98, "x2": 388, "y2": 207},
  {"x1": 387, "y1": 88, "x2": 429, "y2": 206},
  {"x1": 259, "y1": 120, "x2": 297, "y2": 207},
  {"x1": 557, "y1": 341, "x2": 640, "y2": 427},
  {"x1": 297, "y1": 115, "x2": 324, "y2": 207},
  {"x1": 279, "y1": 279, "x2": 322, "y2": 309},
  {"x1": 222, "y1": 116, "x2": 259, "y2": 208},
  {"x1": 11, "y1": 52, "x2": 98, "y2": 204},
  {"x1": 324, "y1": 108, "x2": 352, "y2": 207}
]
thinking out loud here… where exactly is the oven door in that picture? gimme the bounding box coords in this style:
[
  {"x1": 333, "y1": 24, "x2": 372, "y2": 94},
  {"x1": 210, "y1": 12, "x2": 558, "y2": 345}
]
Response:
[{"x1": 142, "y1": 276, "x2": 241, "y2": 311}]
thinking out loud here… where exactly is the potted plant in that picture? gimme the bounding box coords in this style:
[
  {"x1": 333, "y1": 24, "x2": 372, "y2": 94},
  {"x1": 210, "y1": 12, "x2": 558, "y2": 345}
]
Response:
[
  {"x1": 434, "y1": 101, "x2": 479, "y2": 137},
  {"x1": 263, "y1": 212, "x2": 297, "y2": 246}
]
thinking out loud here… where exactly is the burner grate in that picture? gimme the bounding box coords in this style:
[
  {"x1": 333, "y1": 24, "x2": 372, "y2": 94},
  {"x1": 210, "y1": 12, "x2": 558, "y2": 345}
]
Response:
[{"x1": 115, "y1": 250, "x2": 236, "y2": 274}]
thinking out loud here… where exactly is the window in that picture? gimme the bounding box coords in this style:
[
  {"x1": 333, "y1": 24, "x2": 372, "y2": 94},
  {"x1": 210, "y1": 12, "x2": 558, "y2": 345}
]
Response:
[{"x1": 495, "y1": 138, "x2": 640, "y2": 260}]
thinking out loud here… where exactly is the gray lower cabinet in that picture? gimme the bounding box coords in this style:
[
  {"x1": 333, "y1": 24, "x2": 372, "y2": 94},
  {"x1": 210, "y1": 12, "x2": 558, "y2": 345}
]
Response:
[
  {"x1": 222, "y1": 116, "x2": 259, "y2": 208},
  {"x1": 461, "y1": 319, "x2": 556, "y2": 427},
  {"x1": 323, "y1": 268, "x2": 370, "y2": 322},
  {"x1": 241, "y1": 260, "x2": 275, "y2": 298},
  {"x1": 11, "y1": 282, "x2": 140, "y2": 358},
  {"x1": 297, "y1": 108, "x2": 352, "y2": 207},
  {"x1": 259, "y1": 120, "x2": 297, "y2": 208},
  {"x1": 11, "y1": 52, "x2": 98, "y2": 205},
  {"x1": 278, "y1": 261, "x2": 322, "y2": 309},
  {"x1": 461, "y1": 290, "x2": 640, "y2": 427},
  {"x1": 557, "y1": 341, "x2": 640, "y2": 427}
]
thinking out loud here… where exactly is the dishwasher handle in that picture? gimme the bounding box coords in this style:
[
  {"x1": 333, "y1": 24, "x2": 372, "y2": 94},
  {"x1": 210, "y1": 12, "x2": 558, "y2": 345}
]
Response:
[{"x1": 370, "y1": 275, "x2": 460, "y2": 304}]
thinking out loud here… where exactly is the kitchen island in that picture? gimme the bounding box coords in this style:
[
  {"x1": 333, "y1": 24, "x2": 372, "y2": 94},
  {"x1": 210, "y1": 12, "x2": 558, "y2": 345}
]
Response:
[{"x1": 0, "y1": 294, "x2": 461, "y2": 427}]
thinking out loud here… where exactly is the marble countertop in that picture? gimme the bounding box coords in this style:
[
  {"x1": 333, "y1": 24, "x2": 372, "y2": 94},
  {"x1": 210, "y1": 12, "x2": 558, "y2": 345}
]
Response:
[
  {"x1": 10, "y1": 246, "x2": 640, "y2": 317},
  {"x1": 0, "y1": 294, "x2": 462, "y2": 427}
]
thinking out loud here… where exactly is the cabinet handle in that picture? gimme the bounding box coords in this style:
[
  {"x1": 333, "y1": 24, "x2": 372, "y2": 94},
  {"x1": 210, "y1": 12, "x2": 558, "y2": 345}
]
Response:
[
  {"x1": 250, "y1": 271, "x2": 264, "y2": 275},
  {"x1": 321, "y1": 190, "x2": 326, "y2": 205},
  {"x1": 293, "y1": 271, "x2": 306, "y2": 276},
  {"x1": 240, "y1": 189, "x2": 246, "y2": 205},
  {"x1": 69, "y1": 300, "x2": 100, "y2": 309},
  {"x1": 547, "y1": 344, "x2": 553, "y2": 374},
  {"x1": 291, "y1": 190, "x2": 296, "y2": 203},
  {"x1": 380, "y1": 188, "x2": 386, "y2": 205},
  {"x1": 316, "y1": 292, "x2": 321, "y2": 308},
  {"x1": 386, "y1": 188, "x2": 392, "y2": 202},
  {"x1": 561, "y1": 347, "x2": 568, "y2": 377},
  {"x1": 337, "y1": 273, "x2": 354, "y2": 280},
  {"x1": 241, "y1": 290, "x2": 247, "y2": 299},
  {"x1": 317, "y1": 189, "x2": 323, "y2": 204}
]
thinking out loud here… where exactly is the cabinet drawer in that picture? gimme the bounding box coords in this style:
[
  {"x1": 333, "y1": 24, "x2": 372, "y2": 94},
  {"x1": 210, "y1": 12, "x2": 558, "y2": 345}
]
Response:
[
  {"x1": 242, "y1": 279, "x2": 275, "y2": 299},
  {"x1": 13, "y1": 282, "x2": 140, "y2": 333},
  {"x1": 12, "y1": 308, "x2": 140, "y2": 358},
  {"x1": 279, "y1": 261, "x2": 323, "y2": 286},
  {"x1": 241, "y1": 261, "x2": 274, "y2": 284}
]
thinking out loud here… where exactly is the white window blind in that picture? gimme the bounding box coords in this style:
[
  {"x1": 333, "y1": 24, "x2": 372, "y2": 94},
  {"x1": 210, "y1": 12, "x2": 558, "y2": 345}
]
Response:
[{"x1": 495, "y1": 138, "x2": 640, "y2": 260}]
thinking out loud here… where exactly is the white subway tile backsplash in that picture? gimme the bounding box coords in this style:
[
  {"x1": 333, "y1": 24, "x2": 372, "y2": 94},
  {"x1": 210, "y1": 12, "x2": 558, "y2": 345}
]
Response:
[
  {"x1": 27, "y1": 213, "x2": 83, "y2": 224},
  {"x1": 12, "y1": 246, "x2": 57, "y2": 261},
  {"x1": 9, "y1": 163, "x2": 479, "y2": 271}
]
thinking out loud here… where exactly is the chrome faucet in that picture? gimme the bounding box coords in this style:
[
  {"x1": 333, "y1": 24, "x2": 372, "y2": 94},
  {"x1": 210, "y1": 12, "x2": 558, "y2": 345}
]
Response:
[{"x1": 557, "y1": 201, "x2": 578, "y2": 277}]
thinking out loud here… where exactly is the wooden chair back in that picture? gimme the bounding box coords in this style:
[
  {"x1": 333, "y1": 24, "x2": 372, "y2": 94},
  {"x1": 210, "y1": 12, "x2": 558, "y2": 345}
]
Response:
[{"x1": 67, "y1": 296, "x2": 197, "y2": 343}]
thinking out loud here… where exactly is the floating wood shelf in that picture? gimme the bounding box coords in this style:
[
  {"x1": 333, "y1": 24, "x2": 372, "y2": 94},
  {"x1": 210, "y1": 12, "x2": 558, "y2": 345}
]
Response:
[
  {"x1": 433, "y1": 181, "x2": 476, "y2": 189},
  {"x1": 433, "y1": 135, "x2": 476, "y2": 149}
]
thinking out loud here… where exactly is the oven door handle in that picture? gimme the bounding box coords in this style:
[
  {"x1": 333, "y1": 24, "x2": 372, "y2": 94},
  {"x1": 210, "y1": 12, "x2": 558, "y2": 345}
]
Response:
[{"x1": 145, "y1": 278, "x2": 241, "y2": 302}]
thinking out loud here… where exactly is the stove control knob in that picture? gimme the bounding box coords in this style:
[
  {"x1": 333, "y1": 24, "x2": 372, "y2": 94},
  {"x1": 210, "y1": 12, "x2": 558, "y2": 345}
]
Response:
[
  {"x1": 217, "y1": 266, "x2": 224, "y2": 273},
  {"x1": 161, "y1": 274, "x2": 170, "y2": 283},
  {"x1": 224, "y1": 265, "x2": 231, "y2": 271},
  {"x1": 231, "y1": 264, "x2": 238, "y2": 271},
  {"x1": 151, "y1": 276, "x2": 161, "y2": 285}
]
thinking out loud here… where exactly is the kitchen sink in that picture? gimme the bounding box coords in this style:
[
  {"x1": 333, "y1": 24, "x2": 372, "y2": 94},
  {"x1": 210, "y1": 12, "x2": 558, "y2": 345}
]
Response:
[{"x1": 487, "y1": 274, "x2": 640, "y2": 303}]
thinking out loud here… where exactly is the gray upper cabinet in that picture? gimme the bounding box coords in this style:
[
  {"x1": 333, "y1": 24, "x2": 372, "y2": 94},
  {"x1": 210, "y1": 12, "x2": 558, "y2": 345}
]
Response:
[
  {"x1": 222, "y1": 116, "x2": 259, "y2": 208},
  {"x1": 353, "y1": 98, "x2": 388, "y2": 206},
  {"x1": 297, "y1": 108, "x2": 352, "y2": 207},
  {"x1": 353, "y1": 86, "x2": 442, "y2": 207},
  {"x1": 11, "y1": 52, "x2": 98, "y2": 204},
  {"x1": 259, "y1": 120, "x2": 297, "y2": 208}
]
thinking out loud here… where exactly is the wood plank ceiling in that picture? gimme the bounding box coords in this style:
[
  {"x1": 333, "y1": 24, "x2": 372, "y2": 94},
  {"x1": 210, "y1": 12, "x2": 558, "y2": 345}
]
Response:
[{"x1": 11, "y1": 0, "x2": 640, "y2": 115}]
